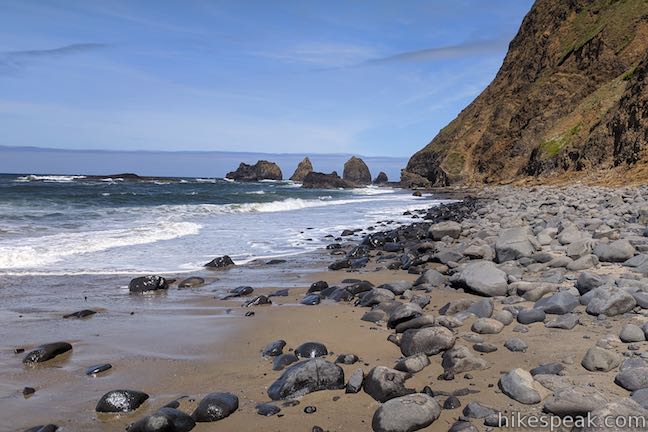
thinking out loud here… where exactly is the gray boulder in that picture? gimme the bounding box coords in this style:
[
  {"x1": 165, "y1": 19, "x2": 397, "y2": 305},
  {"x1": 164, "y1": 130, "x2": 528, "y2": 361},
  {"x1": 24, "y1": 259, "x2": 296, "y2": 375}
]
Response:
[
  {"x1": 442, "y1": 345, "x2": 490, "y2": 373},
  {"x1": 429, "y1": 221, "x2": 462, "y2": 240},
  {"x1": 495, "y1": 227, "x2": 535, "y2": 262},
  {"x1": 594, "y1": 239, "x2": 636, "y2": 262},
  {"x1": 499, "y1": 368, "x2": 546, "y2": 405},
  {"x1": 534, "y1": 291, "x2": 579, "y2": 315},
  {"x1": 620, "y1": 324, "x2": 646, "y2": 343},
  {"x1": 451, "y1": 261, "x2": 508, "y2": 297},
  {"x1": 615, "y1": 367, "x2": 648, "y2": 391},
  {"x1": 471, "y1": 318, "x2": 504, "y2": 334},
  {"x1": 543, "y1": 386, "x2": 608, "y2": 417},
  {"x1": 585, "y1": 287, "x2": 636, "y2": 316},
  {"x1": 400, "y1": 326, "x2": 455, "y2": 357},
  {"x1": 581, "y1": 346, "x2": 623, "y2": 372},
  {"x1": 267, "y1": 359, "x2": 344, "y2": 400},
  {"x1": 394, "y1": 354, "x2": 430, "y2": 374},
  {"x1": 371, "y1": 393, "x2": 441, "y2": 432},
  {"x1": 363, "y1": 366, "x2": 414, "y2": 402}
]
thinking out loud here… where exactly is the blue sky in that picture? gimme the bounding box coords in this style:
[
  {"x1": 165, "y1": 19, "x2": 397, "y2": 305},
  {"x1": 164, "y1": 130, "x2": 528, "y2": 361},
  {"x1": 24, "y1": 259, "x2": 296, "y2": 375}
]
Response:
[{"x1": 0, "y1": 0, "x2": 533, "y2": 157}]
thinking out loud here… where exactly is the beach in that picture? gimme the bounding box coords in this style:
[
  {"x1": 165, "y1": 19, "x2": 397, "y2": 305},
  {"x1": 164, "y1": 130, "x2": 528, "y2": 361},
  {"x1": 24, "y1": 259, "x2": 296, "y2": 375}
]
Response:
[{"x1": 5, "y1": 183, "x2": 648, "y2": 431}]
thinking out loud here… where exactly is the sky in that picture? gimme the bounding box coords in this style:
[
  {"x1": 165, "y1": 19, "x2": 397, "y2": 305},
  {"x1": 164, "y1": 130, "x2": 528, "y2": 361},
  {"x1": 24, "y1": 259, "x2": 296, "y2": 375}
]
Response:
[{"x1": 0, "y1": 0, "x2": 534, "y2": 158}]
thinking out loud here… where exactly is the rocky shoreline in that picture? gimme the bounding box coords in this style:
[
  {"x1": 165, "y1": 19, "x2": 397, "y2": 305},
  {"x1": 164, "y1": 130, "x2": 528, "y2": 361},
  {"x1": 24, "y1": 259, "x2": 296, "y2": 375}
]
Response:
[{"x1": 10, "y1": 185, "x2": 648, "y2": 431}]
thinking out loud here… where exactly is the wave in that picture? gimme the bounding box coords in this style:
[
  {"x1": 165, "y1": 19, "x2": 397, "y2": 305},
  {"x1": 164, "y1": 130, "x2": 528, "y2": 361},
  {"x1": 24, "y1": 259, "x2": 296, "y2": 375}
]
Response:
[
  {"x1": 15, "y1": 175, "x2": 87, "y2": 183},
  {"x1": 351, "y1": 186, "x2": 397, "y2": 195},
  {"x1": 0, "y1": 221, "x2": 201, "y2": 269}
]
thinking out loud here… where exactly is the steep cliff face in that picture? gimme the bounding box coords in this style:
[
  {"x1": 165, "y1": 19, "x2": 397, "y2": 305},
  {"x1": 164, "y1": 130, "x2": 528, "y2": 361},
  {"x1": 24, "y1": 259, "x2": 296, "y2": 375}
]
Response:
[{"x1": 405, "y1": 0, "x2": 648, "y2": 185}]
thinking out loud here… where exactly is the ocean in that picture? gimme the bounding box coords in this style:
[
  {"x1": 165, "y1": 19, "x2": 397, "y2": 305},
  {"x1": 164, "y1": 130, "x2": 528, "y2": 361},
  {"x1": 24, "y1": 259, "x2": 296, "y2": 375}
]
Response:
[{"x1": 0, "y1": 173, "x2": 442, "y2": 276}]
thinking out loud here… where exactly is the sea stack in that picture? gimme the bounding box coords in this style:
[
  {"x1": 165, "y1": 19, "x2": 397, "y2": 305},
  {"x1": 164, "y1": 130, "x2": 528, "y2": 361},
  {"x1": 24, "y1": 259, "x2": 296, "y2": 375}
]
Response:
[
  {"x1": 302, "y1": 171, "x2": 352, "y2": 189},
  {"x1": 289, "y1": 157, "x2": 313, "y2": 182},
  {"x1": 373, "y1": 172, "x2": 388, "y2": 185},
  {"x1": 225, "y1": 160, "x2": 283, "y2": 182},
  {"x1": 342, "y1": 156, "x2": 371, "y2": 185}
]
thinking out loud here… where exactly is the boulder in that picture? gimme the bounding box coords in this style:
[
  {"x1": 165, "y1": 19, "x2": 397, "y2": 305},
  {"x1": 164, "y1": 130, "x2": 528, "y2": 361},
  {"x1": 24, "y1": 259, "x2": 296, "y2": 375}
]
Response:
[
  {"x1": 533, "y1": 292, "x2": 579, "y2": 315},
  {"x1": 579, "y1": 398, "x2": 648, "y2": 431},
  {"x1": 620, "y1": 324, "x2": 646, "y2": 343},
  {"x1": 346, "y1": 368, "x2": 364, "y2": 393},
  {"x1": 543, "y1": 386, "x2": 609, "y2": 417},
  {"x1": 394, "y1": 354, "x2": 430, "y2": 373},
  {"x1": 498, "y1": 368, "x2": 546, "y2": 404},
  {"x1": 581, "y1": 346, "x2": 623, "y2": 372},
  {"x1": 192, "y1": 392, "x2": 239, "y2": 422},
  {"x1": 615, "y1": 367, "x2": 648, "y2": 391},
  {"x1": 450, "y1": 261, "x2": 508, "y2": 297},
  {"x1": 302, "y1": 171, "x2": 353, "y2": 189},
  {"x1": 594, "y1": 239, "x2": 635, "y2": 262},
  {"x1": 371, "y1": 393, "x2": 441, "y2": 432},
  {"x1": 267, "y1": 359, "x2": 344, "y2": 400},
  {"x1": 585, "y1": 287, "x2": 636, "y2": 316},
  {"x1": 471, "y1": 318, "x2": 504, "y2": 334},
  {"x1": 204, "y1": 255, "x2": 235, "y2": 269},
  {"x1": 23, "y1": 342, "x2": 72, "y2": 364},
  {"x1": 96, "y1": 390, "x2": 149, "y2": 413},
  {"x1": 363, "y1": 366, "x2": 414, "y2": 402},
  {"x1": 442, "y1": 345, "x2": 489, "y2": 373},
  {"x1": 495, "y1": 227, "x2": 535, "y2": 262},
  {"x1": 400, "y1": 170, "x2": 431, "y2": 189},
  {"x1": 128, "y1": 275, "x2": 169, "y2": 293},
  {"x1": 428, "y1": 221, "x2": 462, "y2": 240},
  {"x1": 225, "y1": 160, "x2": 282, "y2": 181},
  {"x1": 289, "y1": 157, "x2": 313, "y2": 182},
  {"x1": 343, "y1": 156, "x2": 371, "y2": 185},
  {"x1": 400, "y1": 327, "x2": 455, "y2": 356}
]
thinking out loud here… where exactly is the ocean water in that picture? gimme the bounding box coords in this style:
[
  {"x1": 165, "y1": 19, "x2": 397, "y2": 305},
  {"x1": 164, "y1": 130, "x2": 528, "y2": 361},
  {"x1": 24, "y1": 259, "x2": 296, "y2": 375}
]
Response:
[{"x1": 0, "y1": 174, "x2": 442, "y2": 275}]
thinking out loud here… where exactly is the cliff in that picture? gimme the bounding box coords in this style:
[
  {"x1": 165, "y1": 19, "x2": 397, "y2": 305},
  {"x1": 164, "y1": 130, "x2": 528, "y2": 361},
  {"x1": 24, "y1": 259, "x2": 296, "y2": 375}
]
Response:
[{"x1": 404, "y1": 0, "x2": 648, "y2": 185}]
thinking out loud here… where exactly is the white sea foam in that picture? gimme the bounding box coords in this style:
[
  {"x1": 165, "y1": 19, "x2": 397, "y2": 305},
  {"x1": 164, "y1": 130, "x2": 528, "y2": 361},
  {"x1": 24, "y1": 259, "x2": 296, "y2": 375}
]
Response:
[
  {"x1": 0, "y1": 221, "x2": 201, "y2": 269},
  {"x1": 15, "y1": 175, "x2": 86, "y2": 183}
]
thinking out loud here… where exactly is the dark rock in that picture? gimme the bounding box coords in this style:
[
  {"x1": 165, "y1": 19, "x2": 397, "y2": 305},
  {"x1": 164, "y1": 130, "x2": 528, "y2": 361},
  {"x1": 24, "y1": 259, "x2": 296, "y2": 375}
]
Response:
[
  {"x1": 302, "y1": 171, "x2": 352, "y2": 189},
  {"x1": 530, "y1": 362, "x2": 565, "y2": 376},
  {"x1": 335, "y1": 354, "x2": 358, "y2": 364},
  {"x1": 295, "y1": 342, "x2": 328, "y2": 359},
  {"x1": 394, "y1": 354, "x2": 430, "y2": 373},
  {"x1": 242, "y1": 295, "x2": 271, "y2": 307},
  {"x1": 23, "y1": 387, "x2": 35, "y2": 397},
  {"x1": 262, "y1": 340, "x2": 286, "y2": 357},
  {"x1": 127, "y1": 407, "x2": 195, "y2": 432},
  {"x1": 346, "y1": 368, "x2": 364, "y2": 393},
  {"x1": 444, "y1": 395, "x2": 461, "y2": 409},
  {"x1": 473, "y1": 343, "x2": 497, "y2": 353},
  {"x1": 129, "y1": 275, "x2": 169, "y2": 293},
  {"x1": 256, "y1": 403, "x2": 281, "y2": 416},
  {"x1": 23, "y1": 342, "x2": 72, "y2": 364},
  {"x1": 504, "y1": 337, "x2": 528, "y2": 352},
  {"x1": 24, "y1": 426, "x2": 58, "y2": 432},
  {"x1": 96, "y1": 389, "x2": 149, "y2": 413},
  {"x1": 63, "y1": 309, "x2": 96, "y2": 319},
  {"x1": 267, "y1": 358, "x2": 345, "y2": 400},
  {"x1": 223, "y1": 285, "x2": 253, "y2": 298},
  {"x1": 575, "y1": 272, "x2": 605, "y2": 295},
  {"x1": 266, "y1": 259, "x2": 286, "y2": 265},
  {"x1": 273, "y1": 353, "x2": 299, "y2": 371},
  {"x1": 462, "y1": 401, "x2": 496, "y2": 419},
  {"x1": 534, "y1": 292, "x2": 578, "y2": 315},
  {"x1": 85, "y1": 363, "x2": 112, "y2": 376},
  {"x1": 269, "y1": 288, "x2": 289, "y2": 297},
  {"x1": 204, "y1": 255, "x2": 235, "y2": 269},
  {"x1": 303, "y1": 406, "x2": 317, "y2": 414},
  {"x1": 516, "y1": 308, "x2": 546, "y2": 324},
  {"x1": 225, "y1": 160, "x2": 282, "y2": 181},
  {"x1": 308, "y1": 281, "x2": 329, "y2": 293},
  {"x1": 301, "y1": 294, "x2": 321, "y2": 305},
  {"x1": 192, "y1": 392, "x2": 239, "y2": 422}
]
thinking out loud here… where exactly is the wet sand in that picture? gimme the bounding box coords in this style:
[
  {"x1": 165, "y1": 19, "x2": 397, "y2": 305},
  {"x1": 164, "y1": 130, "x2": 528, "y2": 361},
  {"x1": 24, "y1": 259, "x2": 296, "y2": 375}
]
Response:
[{"x1": 2, "y1": 259, "x2": 634, "y2": 432}]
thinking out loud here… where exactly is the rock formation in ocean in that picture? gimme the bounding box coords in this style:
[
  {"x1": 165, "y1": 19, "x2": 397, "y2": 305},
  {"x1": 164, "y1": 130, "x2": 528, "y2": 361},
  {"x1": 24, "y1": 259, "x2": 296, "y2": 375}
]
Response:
[
  {"x1": 302, "y1": 171, "x2": 353, "y2": 189},
  {"x1": 289, "y1": 157, "x2": 313, "y2": 182},
  {"x1": 226, "y1": 160, "x2": 283, "y2": 182},
  {"x1": 404, "y1": 0, "x2": 648, "y2": 185},
  {"x1": 343, "y1": 156, "x2": 371, "y2": 185},
  {"x1": 373, "y1": 172, "x2": 388, "y2": 185}
]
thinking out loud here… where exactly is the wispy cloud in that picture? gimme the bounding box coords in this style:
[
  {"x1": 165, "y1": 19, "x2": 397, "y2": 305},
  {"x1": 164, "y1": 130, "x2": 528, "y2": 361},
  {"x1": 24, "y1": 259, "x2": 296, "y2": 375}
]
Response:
[
  {"x1": 253, "y1": 42, "x2": 377, "y2": 67},
  {"x1": 0, "y1": 43, "x2": 107, "y2": 75},
  {"x1": 360, "y1": 39, "x2": 507, "y2": 66}
]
